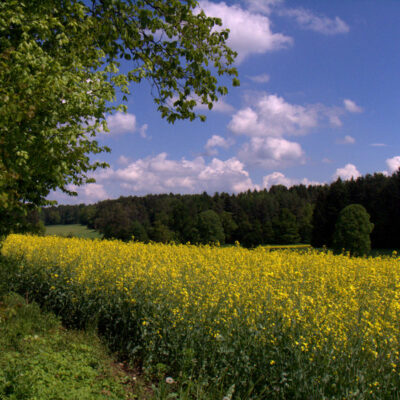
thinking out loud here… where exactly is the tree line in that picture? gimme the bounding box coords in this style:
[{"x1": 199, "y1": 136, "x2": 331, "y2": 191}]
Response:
[{"x1": 39, "y1": 170, "x2": 400, "y2": 249}]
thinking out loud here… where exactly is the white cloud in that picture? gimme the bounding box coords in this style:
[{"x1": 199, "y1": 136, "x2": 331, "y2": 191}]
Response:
[
  {"x1": 227, "y1": 92, "x2": 353, "y2": 169},
  {"x1": 104, "y1": 112, "x2": 137, "y2": 134},
  {"x1": 386, "y1": 156, "x2": 400, "y2": 174},
  {"x1": 205, "y1": 135, "x2": 232, "y2": 149},
  {"x1": 101, "y1": 112, "x2": 149, "y2": 137},
  {"x1": 238, "y1": 137, "x2": 305, "y2": 168},
  {"x1": 262, "y1": 171, "x2": 322, "y2": 189},
  {"x1": 262, "y1": 171, "x2": 293, "y2": 188},
  {"x1": 337, "y1": 135, "x2": 355, "y2": 144},
  {"x1": 280, "y1": 8, "x2": 349, "y2": 35},
  {"x1": 229, "y1": 93, "x2": 319, "y2": 137},
  {"x1": 204, "y1": 135, "x2": 234, "y2": 156},
  {"x1": 343, "y1": 99, "x2": 363, "y2": 113},
  {"x1": 247, "y1": 73, "x2": 270, "y2": 83},
  {"x1": 100, "y1": 153, "x2": 257, "y2": 195},
  {"x1": 228, "y1": 92, "x2": 355, "y2": 139},
  {"x1": 199, "y1": 1, "x2": 292, "y2": 63},
  {"x1": 333, "y1": 163, "x2": 361, "y2": 180}
]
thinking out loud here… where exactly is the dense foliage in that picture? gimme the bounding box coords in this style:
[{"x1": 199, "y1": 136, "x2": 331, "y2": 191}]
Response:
[
  {"x1": 332, "y1": 204, "x2": 374, "y2": 255},
  {"x1": 0, "y1": 0, "x2": 238, "y2": 236},
  {"x1": 3, "y1": 234, "x2": 400, "y2": 398},
  {"x1": 41, "y1": 170, "x2": 400, "y2": 249}
]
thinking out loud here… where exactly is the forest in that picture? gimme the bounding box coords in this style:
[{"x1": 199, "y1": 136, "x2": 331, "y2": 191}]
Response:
[{"x1": 36, "y1": 170, "x2": 400, "y2": 249}]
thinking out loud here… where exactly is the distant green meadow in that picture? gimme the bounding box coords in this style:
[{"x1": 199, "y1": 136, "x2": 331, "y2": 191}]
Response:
[{"x1": 45, "y1": 224, "x2": 102, "y2": 239}]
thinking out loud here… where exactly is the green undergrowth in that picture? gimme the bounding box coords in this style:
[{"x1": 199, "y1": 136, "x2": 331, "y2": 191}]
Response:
[{"x1": 0, "y1": 291, "x2": 138, "y2": 400}]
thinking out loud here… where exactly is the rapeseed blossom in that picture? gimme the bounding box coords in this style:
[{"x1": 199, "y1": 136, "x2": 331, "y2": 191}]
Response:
[{"x1": 2, "y1": 234, "x2": 400, "y2": 398}]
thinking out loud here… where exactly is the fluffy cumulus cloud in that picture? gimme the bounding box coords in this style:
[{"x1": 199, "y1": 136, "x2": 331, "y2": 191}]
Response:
[
  {"x1": 101, "y1": 112, "x2": 149, "y2": 136},
  {"x1": 229, "y1": 92, "x2": 361, "y2": 140},
  {"x1": 227, "y1": 91, "x2": 366, "y2": 170},
  {"x1": 227, "y1": 92, "x2": 346, "y2": 170},
  {"x1": 238, "y1": 137, "x2": 305, "y2": 168},
  {"x1": 199, "y1": 0, "x2": 292, "y2": 63},
  {"x1": 279, "y1": 8, "x2": 349, "y2": 35},
  {"x1": 333, "y1": 163, "x2": 361, "y2": 180},
  {"x1": 262, "y1": 171, "x2": 293, "y2": 188},
  {"x1": 343, "y1": 99, "x2": 363, "y2": 113},
  {"x1": 229, "y1": 93, "x2": 319, "y2": 137},
  {"x1": 104, "y1": 112, "x2": 137, "y2": 134},
  {"x1": 386, "y1": 156, "x2": 400, "y2": 174},
  {"x1": 262, "y1": 171, "x2": 321, "y2": 189},
  {"x1": 204, "y1": 135, "x2": 234, "y2": 156},
  {"x1": 95, "y1": 153, "x2": 257, "y2": 195}
]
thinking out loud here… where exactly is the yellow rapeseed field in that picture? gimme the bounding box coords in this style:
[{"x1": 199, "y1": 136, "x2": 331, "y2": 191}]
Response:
[{"x1": 2, "y1": 234, "x2": 400, "y2": 398}]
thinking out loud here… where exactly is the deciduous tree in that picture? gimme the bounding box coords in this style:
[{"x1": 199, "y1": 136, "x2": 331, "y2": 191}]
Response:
[
  {"x1": 197, "y1": 209, "x2": 225, "y2": 244},
  {"x1": 0, "y1": 0, "x2": 238, "y2": 236},
  {"x1": 332, "y1": 204, "x2": 374, "y2": 256}
]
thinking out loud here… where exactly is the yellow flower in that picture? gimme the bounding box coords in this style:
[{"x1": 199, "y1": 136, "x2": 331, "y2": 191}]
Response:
[{"x1": 3, "y1": 232, "x2": 400, "y2": 392}]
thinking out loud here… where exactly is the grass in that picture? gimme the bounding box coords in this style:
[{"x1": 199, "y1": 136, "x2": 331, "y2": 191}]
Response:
[
  {"x1": 0, "y1": 294, "x2": 134, "y2": 399},
  {"x1": 45, "y1": 224, "x2": 102, "y2": 239}
]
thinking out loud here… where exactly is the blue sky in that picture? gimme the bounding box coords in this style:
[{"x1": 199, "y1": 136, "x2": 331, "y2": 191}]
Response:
[{"x1": 51, "y1": 0, "x2": 400, "y2": 204}]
